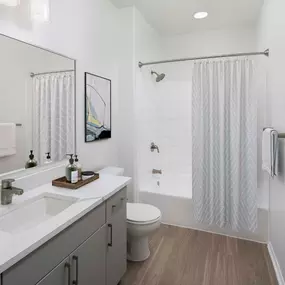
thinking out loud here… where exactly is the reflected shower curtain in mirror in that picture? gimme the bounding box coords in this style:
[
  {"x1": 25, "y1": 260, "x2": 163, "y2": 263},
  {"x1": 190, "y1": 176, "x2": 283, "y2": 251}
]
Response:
[
  {"x1": 32, "y1": 72, "x2": 75, "y2": 165},
  {"x1": 192, "y1": 58, "x2": 257, "y2": 232}
]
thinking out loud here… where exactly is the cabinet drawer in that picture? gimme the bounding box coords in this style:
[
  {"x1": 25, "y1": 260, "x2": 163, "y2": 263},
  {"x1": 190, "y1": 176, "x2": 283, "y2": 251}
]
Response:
[
  {"x1": 2, "y1": 203, "x2": 105, "y2": 285},
  {"x1": 106, "y1": 187, "x2": 127, "y2": 219}
]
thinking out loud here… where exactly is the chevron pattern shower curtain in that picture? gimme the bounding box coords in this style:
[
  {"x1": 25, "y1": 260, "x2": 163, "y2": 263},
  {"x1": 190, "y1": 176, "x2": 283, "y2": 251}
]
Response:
[
  {"x1": 32, "y1": 72, "x2": 75, "y2": 165},
  {"x1": 192, "y1": 58, "x2": 257, "y2": 232}
]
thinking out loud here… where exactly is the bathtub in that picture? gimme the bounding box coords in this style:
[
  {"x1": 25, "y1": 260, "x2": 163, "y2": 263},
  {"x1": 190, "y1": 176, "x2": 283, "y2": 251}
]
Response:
[
  {"x1": 144, "y1": 173, "x2": 192, "y2": 199},
  {"x1": 139, "y1": 174, "x2": 268, "y2": 243}
]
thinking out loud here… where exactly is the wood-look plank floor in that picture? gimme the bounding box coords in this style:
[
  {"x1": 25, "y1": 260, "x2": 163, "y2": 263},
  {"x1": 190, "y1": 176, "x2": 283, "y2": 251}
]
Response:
[{"x1": 121, "y1": 225, "x2": 278, "y2": 285}]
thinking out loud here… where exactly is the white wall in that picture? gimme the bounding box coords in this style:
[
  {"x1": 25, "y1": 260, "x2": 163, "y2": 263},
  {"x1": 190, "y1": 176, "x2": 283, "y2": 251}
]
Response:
[
  {"x1": 0, "y1": 0, "x2": 133, "y2": 175},
  {"x1": 258, "y1": 0, "x2": 285, "y2": 279},
  {"x1": 162, "y1": 28, "x2": 257, "y2": 58},
  {"x1": 117, "y1": 6, "x2": 136, "y2": 200},
  {"x1": 0, "y1": 35, "x2": 73, "y2": 175},
  {"x1": 134, "y1": 8, "x2": 163, "y2": 200}
]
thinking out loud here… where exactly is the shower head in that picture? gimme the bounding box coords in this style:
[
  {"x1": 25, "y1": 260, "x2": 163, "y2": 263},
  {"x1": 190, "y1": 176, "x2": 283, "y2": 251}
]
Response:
[{"x1": 151, "y1": 71, "x2": 166, "y2": 82}]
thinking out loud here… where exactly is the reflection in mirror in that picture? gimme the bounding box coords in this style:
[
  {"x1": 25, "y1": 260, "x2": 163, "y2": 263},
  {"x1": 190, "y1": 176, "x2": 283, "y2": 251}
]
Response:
[{"x1": 0, "y1": 35, "x2": 76, "y2": 175}]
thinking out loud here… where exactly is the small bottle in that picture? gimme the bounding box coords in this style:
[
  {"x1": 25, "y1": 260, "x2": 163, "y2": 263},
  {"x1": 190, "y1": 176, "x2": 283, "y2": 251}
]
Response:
[
  {"x1": 25, "y1": 150, "x2": 38, "y2": 169},
  {"x1": 66, "y1": 154, "x2": 78, "y2": 184},
  {"x1": 74, "y1": 155, "x2": 82, "y2": 181},
  {"x1": 45, "y1": 152, "x2": 52, "y2": 165}
]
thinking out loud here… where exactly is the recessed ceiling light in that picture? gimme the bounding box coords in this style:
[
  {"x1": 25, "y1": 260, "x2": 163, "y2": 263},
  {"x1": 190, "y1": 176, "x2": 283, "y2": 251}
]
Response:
[{"x1": 194, "y1": 12, "x2": 208, "y2": 19}]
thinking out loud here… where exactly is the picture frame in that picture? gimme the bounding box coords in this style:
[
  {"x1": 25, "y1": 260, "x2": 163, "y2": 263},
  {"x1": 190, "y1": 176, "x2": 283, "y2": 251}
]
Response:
[{"x1": 84, "y1": 72, "x2": 112, "y2": 142}]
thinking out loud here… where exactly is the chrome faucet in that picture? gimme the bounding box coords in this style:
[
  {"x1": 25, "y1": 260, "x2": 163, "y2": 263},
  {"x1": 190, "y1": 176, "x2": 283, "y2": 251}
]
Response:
[
  {"x1": 1, "y1": 179, "x2": 24, "y2": 205},
  {"x1": 150, "y1": 142, "x2": 160, "y2": 153}
]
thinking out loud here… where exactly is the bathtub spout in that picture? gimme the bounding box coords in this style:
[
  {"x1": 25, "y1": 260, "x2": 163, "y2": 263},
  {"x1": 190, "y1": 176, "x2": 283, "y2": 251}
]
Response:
[{"x1": 152, "y1": 169, "x2": 162, "y2": 175}]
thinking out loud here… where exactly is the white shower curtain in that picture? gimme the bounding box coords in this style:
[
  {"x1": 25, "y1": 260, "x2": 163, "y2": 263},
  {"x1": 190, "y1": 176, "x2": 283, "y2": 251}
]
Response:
[
  {"x1": 192, "y1": 58, "x2": 257, "y2": 232},
  {"x1": 33, "y1": 72, "x2": 75, "y2": 165}
]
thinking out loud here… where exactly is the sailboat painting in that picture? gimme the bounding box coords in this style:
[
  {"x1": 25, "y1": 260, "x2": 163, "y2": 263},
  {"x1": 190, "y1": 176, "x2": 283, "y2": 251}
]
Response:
[{"x1": 85, "y1": 72, "x2": 111, "y2": 142}]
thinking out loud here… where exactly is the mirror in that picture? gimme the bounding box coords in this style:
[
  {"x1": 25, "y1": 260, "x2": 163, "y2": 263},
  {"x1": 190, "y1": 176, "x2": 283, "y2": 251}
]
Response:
[{"x1": 0, "y1": 35, "x2": 76, "y2": 175}]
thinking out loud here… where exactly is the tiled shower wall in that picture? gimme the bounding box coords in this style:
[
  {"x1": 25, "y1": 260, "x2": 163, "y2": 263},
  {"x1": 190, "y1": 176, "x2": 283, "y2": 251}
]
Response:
[{"x1": 136, "y1": 65, "x2": 192, "y2": 198}]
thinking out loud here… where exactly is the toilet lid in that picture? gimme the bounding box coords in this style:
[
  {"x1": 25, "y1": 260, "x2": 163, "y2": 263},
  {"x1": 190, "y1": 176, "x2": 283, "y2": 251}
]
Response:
[{"x1": 127, "y1": 203, "x2": 161, "y2": 223}]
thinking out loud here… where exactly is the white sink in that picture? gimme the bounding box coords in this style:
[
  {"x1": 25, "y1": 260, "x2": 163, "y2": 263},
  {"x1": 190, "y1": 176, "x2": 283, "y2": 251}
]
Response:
[{"x1": 0, "y1": 193, "x2": 78, "y2": 234}]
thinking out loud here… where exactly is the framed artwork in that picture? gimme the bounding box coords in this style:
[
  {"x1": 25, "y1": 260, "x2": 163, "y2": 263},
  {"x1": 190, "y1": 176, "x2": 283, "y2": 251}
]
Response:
[{"x1": 85, "y1": 72, "x2": 111, "y2": 142}]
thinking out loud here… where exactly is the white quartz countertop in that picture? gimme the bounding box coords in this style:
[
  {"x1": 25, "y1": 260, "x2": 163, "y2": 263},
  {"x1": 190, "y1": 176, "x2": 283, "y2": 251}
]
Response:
[{"x1": 0, "y1": 174, "x2": 131, "y2": 274}]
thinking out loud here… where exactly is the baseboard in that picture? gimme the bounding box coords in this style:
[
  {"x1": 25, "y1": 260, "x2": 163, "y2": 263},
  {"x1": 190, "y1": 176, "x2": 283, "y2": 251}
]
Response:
[
  {"x1": 268, "y1": 242, "x2": 285, "y2": 285},
  {"x1": 162, "y1": 222, "x2": 267, "y2": 244}
]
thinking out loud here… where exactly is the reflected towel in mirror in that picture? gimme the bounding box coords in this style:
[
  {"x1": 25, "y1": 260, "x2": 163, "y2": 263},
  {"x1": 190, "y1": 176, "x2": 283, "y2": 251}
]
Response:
[{"x1": 0, "y1": 123, "x2": 16, "y2": 157}]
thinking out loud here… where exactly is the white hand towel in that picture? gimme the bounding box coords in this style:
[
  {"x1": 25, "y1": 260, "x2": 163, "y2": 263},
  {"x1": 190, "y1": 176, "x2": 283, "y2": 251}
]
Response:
[
  {"x1": 272, "y1": 130, "x2": 279, "y2": 176},
  {"x1": 262, "y1": 128, "x2": 278, "y2": 177},
  {"x1": 0, "y1": 123, "x2": 16, "y2": 157}
]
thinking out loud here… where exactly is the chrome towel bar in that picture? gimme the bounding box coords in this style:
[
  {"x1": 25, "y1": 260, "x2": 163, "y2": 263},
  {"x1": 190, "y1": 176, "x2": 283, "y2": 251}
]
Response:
[{"x1": 263, "y1": 127, "x2": 285, "y2": 138}]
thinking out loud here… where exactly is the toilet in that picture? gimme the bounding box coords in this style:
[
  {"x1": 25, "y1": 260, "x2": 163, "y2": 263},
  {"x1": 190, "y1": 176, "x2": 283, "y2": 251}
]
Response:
[
  {"x1": 98, "y1": 167, "x2": 161, "y2": 262},
  {"x1": 127, "y1": 202, "x2": 161, "y2": 261}
]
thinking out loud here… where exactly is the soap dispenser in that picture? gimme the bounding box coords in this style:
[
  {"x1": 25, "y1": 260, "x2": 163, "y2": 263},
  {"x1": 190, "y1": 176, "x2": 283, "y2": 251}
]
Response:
[
  {"x1": 45, "y1": 152, "x2": 52, "y2": 165},
  {"x1": 25, "y1": 150, "x2": 38, "y2": 169},
  {"x1": 66, "y1": 154, "x2": 79, "y2": 184},
  {"x1": 74, "y1": 155, "x2": 82, "y2": 181}
]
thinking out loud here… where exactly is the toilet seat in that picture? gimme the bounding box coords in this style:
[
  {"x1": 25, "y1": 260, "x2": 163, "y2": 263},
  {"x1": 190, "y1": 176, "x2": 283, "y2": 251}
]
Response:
[{"x1": 127, "y1": 203, "x2": 161, "y2": 225}]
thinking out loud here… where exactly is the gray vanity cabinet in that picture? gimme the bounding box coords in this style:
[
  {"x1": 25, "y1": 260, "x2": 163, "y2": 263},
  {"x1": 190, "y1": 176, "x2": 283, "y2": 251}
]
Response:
[
  {"x1": 2, "y1": 203, "x2": 106, "y2": 285},
  {"x1": 1, "y1": 187, "x2": 128, "y2": 285},
  {"x1": 70, "y1": 224, "x2": 107, "y2": 285},
  {"x1": 35, "y1": 258, "x2": 70, "y2": 285},
  {"x1": 36, "y1": 225, "x2": 106, "y2": 285},
  {"x1": 106, "y1": 190, "x2": 127, "y2": 285}
]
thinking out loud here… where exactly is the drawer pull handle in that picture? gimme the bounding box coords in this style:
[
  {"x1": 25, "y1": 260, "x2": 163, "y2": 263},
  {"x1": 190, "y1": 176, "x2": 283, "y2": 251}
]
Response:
[
  {"x1": 121, "y1": 197, "x2": 125, "y2": 201},
  {"x1": 72, "y1": 256, "x2": 79, "y2": 285},
  {"x1": 108, "y1": 224, "x2": 113, "y2": 247},
  {"x1": 65, "y1": 262, "x2": 71, "y2": 285}
]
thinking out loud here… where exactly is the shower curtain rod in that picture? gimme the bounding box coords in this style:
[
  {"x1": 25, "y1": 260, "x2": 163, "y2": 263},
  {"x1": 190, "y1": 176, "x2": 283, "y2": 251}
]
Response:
[
  {"x1": 138, "y1": 49, "x2": 270, "y2": 68},
  {"x1": 30, "y1": 69, "x2": 74, "y2": 77}
]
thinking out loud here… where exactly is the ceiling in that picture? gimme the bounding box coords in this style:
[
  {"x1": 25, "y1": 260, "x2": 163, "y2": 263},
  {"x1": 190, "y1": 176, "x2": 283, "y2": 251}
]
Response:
[{"x1": 111, "y1": 0, "x2": 264, "y2": 35}]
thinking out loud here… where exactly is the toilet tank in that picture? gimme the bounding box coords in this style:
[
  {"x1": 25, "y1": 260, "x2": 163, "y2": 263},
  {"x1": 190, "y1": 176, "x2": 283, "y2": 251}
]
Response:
[{"x1": 98, "y1": 167, "x2": 125, "y2": 176}]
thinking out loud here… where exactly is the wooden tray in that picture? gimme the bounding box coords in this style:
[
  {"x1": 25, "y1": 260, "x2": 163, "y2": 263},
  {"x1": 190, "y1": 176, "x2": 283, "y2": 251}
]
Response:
[{"x1": 52, "y1": 173, "x2": 99, "y2": 190}]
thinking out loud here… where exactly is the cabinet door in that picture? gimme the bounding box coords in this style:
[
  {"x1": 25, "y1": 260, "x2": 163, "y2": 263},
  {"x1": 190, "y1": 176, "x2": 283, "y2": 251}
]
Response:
[
  {"x1": 71, "y1": 224, "x2": 107, "y2": 285},
  {"x1": 36, "y1": 257, "x2": 70, "y2": 285},
  {"x1": 2, "y1": 203, "x2": 105, "y2": 285},
  {"x1": 106, "y1": 202, "x2": 127, "y2": 285}
]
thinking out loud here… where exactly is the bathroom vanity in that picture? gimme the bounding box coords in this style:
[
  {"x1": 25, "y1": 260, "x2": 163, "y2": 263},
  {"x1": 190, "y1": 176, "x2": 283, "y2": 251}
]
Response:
[
  {"x1": 0, "y1": 30, "x2": 131, "y2": 285},
  {"x1": 0, "y1": 175, "x2": 131, "y2": 285}
]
